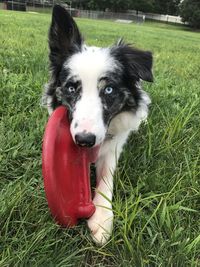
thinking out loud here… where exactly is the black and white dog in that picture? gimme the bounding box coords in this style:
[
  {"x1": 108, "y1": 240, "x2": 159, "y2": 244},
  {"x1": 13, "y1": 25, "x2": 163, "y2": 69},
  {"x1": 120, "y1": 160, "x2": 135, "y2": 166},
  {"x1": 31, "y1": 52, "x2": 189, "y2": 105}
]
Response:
[{"x1": 42, "y1": 5, "x2": 153, "y2": 245}]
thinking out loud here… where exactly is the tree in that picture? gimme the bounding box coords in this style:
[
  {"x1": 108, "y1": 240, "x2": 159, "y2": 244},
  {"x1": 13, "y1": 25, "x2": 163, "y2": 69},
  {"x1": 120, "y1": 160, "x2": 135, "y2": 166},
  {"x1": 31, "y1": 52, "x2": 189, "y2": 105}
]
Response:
[
  {"x1": 153, "y1": 0, "x2": 181, "y2": 15},
  {"x1": 75, "y1": 0, "x2": 181, "y2": 15},
  {"x1": 131, "y1": 0, "x2": 155, "y2": 13},
  {"x1": 85, "y1": 0, "x2": 132, "y2": 11},
  {"x1": 180, "y1": 0, "x2": 200, "y2": 28}
]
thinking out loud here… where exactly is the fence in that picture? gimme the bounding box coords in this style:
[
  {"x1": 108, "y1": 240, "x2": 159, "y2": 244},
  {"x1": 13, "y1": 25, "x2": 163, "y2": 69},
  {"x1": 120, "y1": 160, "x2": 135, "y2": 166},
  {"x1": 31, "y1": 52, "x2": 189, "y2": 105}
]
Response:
[
  {"x1": 127, "y1": 10, "x2": 184, "y2": 24},
  {"x1": 2, "y1": 0, "x2": 26, "y2": 11},
  {"x1": 76, "y1": 10, "x2": 145, "y2": 23},
  {"x1": 1, "y1": 2, "x2": 185, "y2": 25},
  {"x1": 69, "y1": 9, "x2": 184, "y2": 25},
  {"x1": 145, "y1": 13, "x2": 184, "y2": 24}
]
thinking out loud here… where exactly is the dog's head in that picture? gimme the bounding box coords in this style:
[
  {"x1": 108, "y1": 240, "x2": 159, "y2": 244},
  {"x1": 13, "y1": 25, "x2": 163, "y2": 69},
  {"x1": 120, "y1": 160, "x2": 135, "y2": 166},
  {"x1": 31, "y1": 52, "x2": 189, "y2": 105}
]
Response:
[{"x1": 47, "y1": 5, "x2": 153, "y2": 147}]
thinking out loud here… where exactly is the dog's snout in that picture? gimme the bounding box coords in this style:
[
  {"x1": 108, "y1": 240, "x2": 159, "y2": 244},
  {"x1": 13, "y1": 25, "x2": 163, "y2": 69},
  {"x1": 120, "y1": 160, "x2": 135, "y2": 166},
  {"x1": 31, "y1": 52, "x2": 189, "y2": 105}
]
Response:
[{"x1": 75, "y1": 133, "x2": 96, "y2": 147}]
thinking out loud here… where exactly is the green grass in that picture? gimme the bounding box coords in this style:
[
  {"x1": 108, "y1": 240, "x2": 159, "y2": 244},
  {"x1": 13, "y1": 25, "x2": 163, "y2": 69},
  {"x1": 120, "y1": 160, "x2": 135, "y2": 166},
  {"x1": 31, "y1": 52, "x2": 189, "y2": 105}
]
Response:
[{"x1": 0, "y1": 10, "x2": 200, "y2": 267}]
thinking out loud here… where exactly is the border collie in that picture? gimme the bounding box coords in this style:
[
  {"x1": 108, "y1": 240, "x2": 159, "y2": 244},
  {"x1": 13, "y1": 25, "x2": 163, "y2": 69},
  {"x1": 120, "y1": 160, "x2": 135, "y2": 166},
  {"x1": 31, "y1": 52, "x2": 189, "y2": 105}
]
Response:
[{"x1": 42, "y1": 5, "x2": 153, "y2": 245}]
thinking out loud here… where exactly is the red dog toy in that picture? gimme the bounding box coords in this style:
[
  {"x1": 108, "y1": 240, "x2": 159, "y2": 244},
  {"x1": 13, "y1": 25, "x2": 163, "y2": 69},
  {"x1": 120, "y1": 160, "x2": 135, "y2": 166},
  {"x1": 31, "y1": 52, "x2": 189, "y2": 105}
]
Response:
[{"x1": 42, "y1": 106, "x2": 99, "y2": 226}]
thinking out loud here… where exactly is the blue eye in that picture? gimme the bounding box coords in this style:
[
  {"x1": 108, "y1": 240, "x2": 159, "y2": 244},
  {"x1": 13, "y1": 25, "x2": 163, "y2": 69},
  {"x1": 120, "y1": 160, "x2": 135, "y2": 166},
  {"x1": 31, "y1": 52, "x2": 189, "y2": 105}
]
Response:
[
  {"x1": 104, "y1": 87, "x2": 113, "y2": 95},
  {"x1": 67, "y1": 86, "x2": 76, "y2": 93}
]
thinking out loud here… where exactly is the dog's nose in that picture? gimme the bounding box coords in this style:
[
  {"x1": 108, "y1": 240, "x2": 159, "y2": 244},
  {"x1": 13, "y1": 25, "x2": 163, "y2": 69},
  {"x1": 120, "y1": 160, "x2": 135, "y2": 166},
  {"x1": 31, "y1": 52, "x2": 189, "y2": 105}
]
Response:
[{"x1": 75, "y1": 133, "x2": 96, "y2": 147}]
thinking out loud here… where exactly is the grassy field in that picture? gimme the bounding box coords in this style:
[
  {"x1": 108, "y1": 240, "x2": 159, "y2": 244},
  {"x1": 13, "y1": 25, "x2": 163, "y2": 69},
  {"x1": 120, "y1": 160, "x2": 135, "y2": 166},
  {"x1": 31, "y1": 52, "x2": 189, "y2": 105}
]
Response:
[{"x1": 0, "y1": 10, "x2": 200, "y2": 267}]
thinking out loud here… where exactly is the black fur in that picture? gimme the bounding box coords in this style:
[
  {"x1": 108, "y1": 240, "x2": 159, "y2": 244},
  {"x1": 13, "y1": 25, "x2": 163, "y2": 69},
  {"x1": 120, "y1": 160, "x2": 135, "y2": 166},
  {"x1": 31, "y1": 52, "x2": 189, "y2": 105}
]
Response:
[
  {"x1": 98, "y1": 44, "x2": 153, "y2": 126},
  {"x1": 43, "y1": 5, "x2": 153, "y2": 120},
  {"x1": 97, "y1": 42, "x2": 153, "y2": 125},
  {"x1": 111, "y1": 41, "x2": 153, "y2": 82},
  {"x1": 44, "y1": 5, "x2": 83, "y2": 110},
  {"x1": 56, "y1": 78, "x2": 82, "y2": 119},
  {"x1": 49, "y1": 4, "x2": 83, "y2": 76}
]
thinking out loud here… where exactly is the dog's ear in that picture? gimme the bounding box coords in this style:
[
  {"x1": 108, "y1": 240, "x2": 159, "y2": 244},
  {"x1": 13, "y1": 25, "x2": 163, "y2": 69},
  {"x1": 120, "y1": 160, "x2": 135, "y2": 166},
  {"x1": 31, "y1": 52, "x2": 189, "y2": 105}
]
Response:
[
  {"x1": 49, "y1": 5, "x2": 83, "y2": 73},
  {"x1": 112, "y1": 42, "x2": 153, "y2": 82}
]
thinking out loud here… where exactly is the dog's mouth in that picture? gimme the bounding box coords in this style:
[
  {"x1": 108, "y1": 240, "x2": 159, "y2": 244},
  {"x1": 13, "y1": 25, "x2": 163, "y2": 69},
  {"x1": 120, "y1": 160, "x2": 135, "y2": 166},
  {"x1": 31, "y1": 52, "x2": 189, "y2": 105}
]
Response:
[{"x1": 72, "y1": 135, "x2": 101, "y2": 162}]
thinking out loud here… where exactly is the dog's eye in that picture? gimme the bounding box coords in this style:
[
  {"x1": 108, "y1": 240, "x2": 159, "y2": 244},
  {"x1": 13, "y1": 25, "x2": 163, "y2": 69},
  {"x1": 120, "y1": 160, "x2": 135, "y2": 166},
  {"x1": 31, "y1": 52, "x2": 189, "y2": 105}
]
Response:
[
  {"x1": 104, "y1": 87, "x2": 113, "y2": 95},
  {"x1": 67, "y1": 86, "x2": 76, "y2": 93}
]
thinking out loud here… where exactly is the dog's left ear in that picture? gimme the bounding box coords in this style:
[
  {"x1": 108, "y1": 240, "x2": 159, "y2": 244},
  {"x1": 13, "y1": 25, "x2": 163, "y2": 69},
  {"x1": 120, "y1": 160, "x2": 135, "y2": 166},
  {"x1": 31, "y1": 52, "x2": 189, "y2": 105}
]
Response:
[
  {"x1": 49, "y1": 5, "x2": 83, "y2": 73},
  {"x1": 111, "y1": 43, "x2": 153, "y2": 82}
]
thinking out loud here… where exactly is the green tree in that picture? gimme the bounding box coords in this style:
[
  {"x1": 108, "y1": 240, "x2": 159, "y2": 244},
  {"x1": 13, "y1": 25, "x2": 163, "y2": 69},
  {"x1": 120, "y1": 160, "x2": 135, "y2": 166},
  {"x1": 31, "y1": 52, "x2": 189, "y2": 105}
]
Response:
[
  {"x1": 86, "y1": 0, "x2": 132, "y2": 11},
  {"x1": 153, "y1": 0, "x2": 181, "y2": 15},
  {"x1": 130, "y1": 0, "x2": 154, "y2": 13},
  {"x1": 180, "y1": 0, "x2": 200, "y2": 28},
  {"x1": 74, "y1": 0, "x2": 181, "y2": 14}
]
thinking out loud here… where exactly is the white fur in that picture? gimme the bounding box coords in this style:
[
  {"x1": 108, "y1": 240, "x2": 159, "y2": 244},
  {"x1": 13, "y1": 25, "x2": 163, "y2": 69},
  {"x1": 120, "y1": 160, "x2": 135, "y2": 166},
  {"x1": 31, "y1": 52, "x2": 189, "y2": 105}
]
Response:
[
  {"x1": 66, "y1": 47, "x2": 118, "y2": 145},
  {"x1": 43, "y1": 6, "x2": 153, "y2": 245},
  {"x1": 87, "y1": 91, "x2": 150, "y2": 245},
  {"x1": 45, "y1": 47, "x2": 151, "y2": 245}
]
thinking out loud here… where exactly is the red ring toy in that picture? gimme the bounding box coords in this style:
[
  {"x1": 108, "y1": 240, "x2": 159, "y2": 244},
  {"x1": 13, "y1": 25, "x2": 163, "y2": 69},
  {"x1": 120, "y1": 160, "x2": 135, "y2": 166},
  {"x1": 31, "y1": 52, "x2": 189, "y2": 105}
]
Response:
[{"x1": 42, "y1": 106, "x2": 99, "y2": 227}]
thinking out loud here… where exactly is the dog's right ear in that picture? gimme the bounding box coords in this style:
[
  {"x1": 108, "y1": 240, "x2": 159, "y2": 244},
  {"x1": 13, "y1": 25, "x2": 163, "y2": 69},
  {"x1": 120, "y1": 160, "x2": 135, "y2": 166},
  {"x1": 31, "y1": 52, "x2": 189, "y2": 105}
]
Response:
[{"x1": 49, "y1": 5, "x2": 83, "y2": 74}]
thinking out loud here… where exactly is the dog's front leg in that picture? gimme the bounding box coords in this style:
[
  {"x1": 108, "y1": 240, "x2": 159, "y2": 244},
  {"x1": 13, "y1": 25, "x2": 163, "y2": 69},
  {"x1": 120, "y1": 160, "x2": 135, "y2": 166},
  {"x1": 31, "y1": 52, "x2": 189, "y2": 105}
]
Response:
[
  {"x1": 87, "y1": 150, "x2": 115, "y2": 245},
  {"x1": 87, "y1": 132, "x2": 129, "y2": 245}
]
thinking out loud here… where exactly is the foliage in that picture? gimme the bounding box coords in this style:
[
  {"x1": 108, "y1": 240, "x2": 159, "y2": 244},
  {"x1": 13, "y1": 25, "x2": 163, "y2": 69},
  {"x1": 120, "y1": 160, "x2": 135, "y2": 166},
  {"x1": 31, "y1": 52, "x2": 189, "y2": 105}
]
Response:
[
  {"x1": 132, "y1": 0, "x2": 181, "y2": 15},
  {"x1": 84, "y1": 0, "x2": 131, "y2": 12},
  {"x1": 75, "y1": 0, "x2": 181, "y2": 15},
  {"x1": 131, "y1": 0, "x2": 155, "y2": 13},
  {"x1": 153, "y1": 0, "x2": 181, "y2": 15},
  {"x1": 1, "y1": 10, "x2": 200, "y2": 266},
  {"x1": 180, "y1": 0, "x2": 200, "y2": 28}
]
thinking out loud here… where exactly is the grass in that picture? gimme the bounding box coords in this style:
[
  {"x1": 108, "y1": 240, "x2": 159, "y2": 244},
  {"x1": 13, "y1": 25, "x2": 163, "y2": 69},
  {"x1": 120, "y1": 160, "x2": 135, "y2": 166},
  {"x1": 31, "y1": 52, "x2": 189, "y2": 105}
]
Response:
[{"x1": 0, "y1": 10, "x2": 200, "y2": 267}]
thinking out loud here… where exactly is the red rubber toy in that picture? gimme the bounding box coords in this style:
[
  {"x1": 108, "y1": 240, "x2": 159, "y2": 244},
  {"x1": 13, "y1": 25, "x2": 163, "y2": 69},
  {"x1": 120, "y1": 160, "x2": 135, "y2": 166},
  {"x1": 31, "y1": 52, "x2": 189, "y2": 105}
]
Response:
[{"x1": 42, "y1": 106, "x2": 99, "y2": 227}]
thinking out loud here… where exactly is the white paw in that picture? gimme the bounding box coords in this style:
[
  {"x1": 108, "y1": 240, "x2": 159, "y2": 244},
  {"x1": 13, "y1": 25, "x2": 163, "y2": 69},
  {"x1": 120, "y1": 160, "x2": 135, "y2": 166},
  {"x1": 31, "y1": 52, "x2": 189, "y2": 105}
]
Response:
[{"x1": 87, "y1": 206, "x2": 113, "y2": 245}]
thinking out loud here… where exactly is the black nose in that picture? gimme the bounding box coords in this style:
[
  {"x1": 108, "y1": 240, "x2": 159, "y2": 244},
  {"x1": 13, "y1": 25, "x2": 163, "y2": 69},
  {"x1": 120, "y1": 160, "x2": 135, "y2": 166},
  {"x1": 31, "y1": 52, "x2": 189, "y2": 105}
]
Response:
[{"x1": 75, "y1": 133, "x2": 96, "y2": 147}]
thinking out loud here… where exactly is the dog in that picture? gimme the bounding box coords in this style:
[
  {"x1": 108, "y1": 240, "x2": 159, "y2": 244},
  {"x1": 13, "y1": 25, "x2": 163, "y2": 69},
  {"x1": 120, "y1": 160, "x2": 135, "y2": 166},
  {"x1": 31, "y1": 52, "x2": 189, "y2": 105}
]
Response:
[{"x1": 42, "y1": 5, "x2": 153, "y2": 245}]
